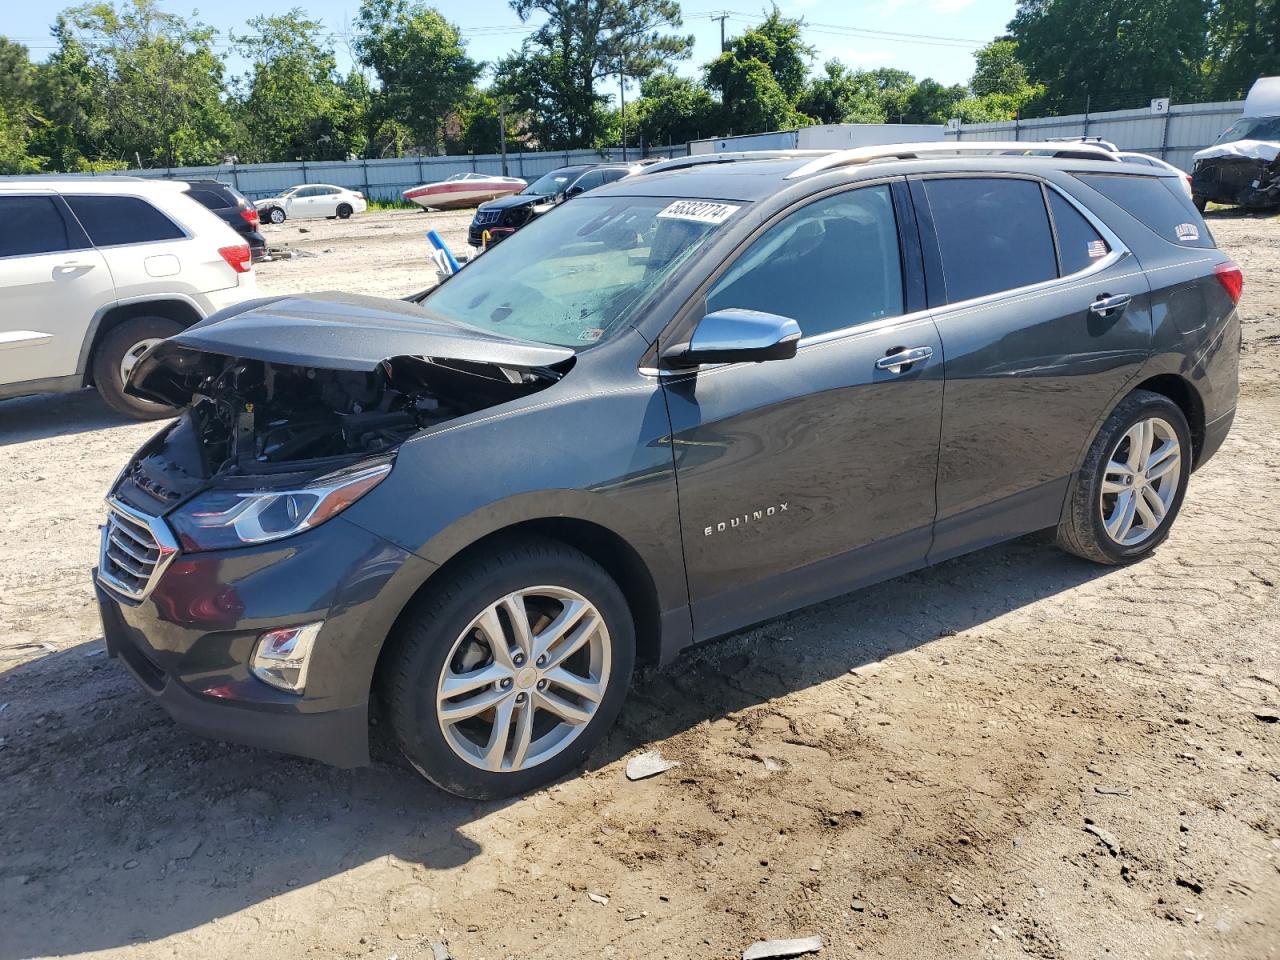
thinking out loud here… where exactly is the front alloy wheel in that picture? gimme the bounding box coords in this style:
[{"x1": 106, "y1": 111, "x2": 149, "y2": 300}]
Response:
[
  {"x1": 385, "y1": 537, "x2": 635, "y2": 798},
  {"x1": 436, "y1": 586, "x2": 611, "y2": 773}
]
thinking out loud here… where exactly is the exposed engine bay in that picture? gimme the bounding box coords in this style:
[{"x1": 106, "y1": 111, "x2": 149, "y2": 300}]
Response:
[{"x1": 121, "y1": 352, "x2": 564, "y2": 508}]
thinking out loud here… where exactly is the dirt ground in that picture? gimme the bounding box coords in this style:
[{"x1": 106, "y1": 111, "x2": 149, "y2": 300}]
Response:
[{"x1": 1, "y1": 209, "x2": 1277, "y2": 960}]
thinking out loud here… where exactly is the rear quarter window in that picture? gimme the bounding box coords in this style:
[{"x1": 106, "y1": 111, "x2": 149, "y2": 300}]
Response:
[
  {"x1": 1075, "y1": 173, "x2": 1213, "y2": 248},
  {"x1": 186, "y1": 188, "x2": 231, "y2": 210},
  {"x1": 65, "y1": 195, "x2": 186, "y2": 246}
]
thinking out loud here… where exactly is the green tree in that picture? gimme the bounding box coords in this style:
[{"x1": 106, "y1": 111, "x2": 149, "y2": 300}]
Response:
[
  {"x1": 905, "y1": 79, "x2": 969, "y2": 123},
  {"x1": 53, "y1": 0, "x2": 231, "y2": 167},
  {"x1": 631, "y1": 72, "x2": 718, "y2": 146},
  {"x1": 1008, "y1": 0, "x2": 1209, "y2": 112},
  {"x1": 1205, "y1": 0, "x2": 1280, "y2": 100},
  {"x1": 705, "y1": 10, "x2": 814, "y2": 134},
  {"x1": 970, "y1": 39, "x2": 1031, "y2": 97},
  {"x1": 797, "y1": 60, "x2": 886, "y2": 123},
  {"x1": 232, "y1": 10, "x2": 365, "y2": 162},
  {"x1": 506, "y1": 0, "x2": 693, "y2": 149},
  {"x1": 0, "y1": 38, "x2": 45, "y2": 173},
  {"x1": 355, "y1": 0, "x2": 481, "y2": 154}
]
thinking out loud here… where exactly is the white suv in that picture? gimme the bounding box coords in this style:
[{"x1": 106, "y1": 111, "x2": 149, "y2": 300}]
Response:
[
  {"x1": 0, "y1": 178, "x2": 257, "y2": 419},
  {"x1": 255, "y1": 184, "x2": 368, "y2": 224}
]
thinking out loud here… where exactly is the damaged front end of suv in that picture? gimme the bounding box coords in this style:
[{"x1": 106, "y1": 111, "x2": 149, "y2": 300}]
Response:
[{"x1": 108, "y1": 292, "x2": 572, "y2": 540}]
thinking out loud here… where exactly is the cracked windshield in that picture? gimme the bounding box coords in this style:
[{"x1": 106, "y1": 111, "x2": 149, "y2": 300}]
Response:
[{"x1": 421, "y1": 196, "x2": 742, "y2": 347}]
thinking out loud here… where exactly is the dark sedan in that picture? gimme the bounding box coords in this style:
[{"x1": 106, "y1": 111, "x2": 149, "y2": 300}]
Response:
[{"x1": 468, "y1": 163, "x2": 641, "y2": 248}]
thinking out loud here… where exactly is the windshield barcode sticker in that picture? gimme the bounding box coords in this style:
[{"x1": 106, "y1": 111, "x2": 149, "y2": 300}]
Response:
[{"x1": 657, "y1": 200, "x2": 740, "y2": 224}]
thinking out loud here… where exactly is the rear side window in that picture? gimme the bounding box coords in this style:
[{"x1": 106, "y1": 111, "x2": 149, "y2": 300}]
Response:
[
  {"x1": 0, "y1": 196, "x2": 83, "y2": 257},
  {"x1": 923, "y1": 177, "x2": 1058, "y2": 302},
  {"x1": 65, "y1": 195, "x2": 185, "y2": 246},
  {"x1": 1047, "y1": 191, "x2": 1110, "y2": 275},
  {"x1": 572, "y1": 171, "x2": 605, "y2": 192},
  {"x1": 1076, "y1": 174, "x2": 1213, "y2": 248}
]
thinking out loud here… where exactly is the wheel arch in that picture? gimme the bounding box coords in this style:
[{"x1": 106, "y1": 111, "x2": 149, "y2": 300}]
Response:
[
  {"x1": 1129, "y1": 373, "x2": 1205, "y2": 464},
  {"x1": 81, "y1": 297, "x2": 203, "y2": 386},
  {"x1": 371, "y1": 516, "x2": 665, "y2": 703}
]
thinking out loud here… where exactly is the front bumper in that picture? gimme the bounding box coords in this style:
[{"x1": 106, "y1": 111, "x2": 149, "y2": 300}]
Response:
[
  {"x1": 95, "y1": 514, "x2": 435, "y2": 768},
  {"x1": 467, "y1": 223, "x2": 515, "y2": 248}
]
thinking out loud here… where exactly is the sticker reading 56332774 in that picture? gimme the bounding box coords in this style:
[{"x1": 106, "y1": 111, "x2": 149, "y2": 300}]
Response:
[{"x1": 657, "y1": 200, "x2": 741, "y2": 225}]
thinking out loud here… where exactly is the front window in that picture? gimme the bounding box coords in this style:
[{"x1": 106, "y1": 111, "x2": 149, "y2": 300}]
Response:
[
  {"x1": 422, "y1": 196, "x2": 743, "y2": 348},
  {"x1": 1214, "y1": 115, "x2": 1280, "y2": 145},
  {"x1": 522, "y1": 169, "x2": 580, "y2": 196}
]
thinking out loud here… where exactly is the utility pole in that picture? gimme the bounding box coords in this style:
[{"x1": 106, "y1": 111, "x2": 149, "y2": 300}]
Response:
[
  {"x1": 498, "y1": 99, "x2": 509, "y2": 176},
  {"x1": 711, "y1": 12, "x2": 729, "y2": 51},
  {"x1": 619, "y1": 60, "x2": 627, "y2": 162}
]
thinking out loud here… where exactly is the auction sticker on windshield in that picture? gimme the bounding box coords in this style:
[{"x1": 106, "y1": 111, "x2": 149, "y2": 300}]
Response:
[{"x1": 657, "y1": 200, "x2": 740, "y2": 224}]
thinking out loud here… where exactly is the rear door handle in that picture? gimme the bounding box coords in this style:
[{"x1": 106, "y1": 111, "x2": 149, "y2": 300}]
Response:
[
  {"x1": 876, "y1": 345, "x2": 934, "y2": 372},
  {"x1": 1089, "y1": 293, "x2": 1132, "y2": 316}
]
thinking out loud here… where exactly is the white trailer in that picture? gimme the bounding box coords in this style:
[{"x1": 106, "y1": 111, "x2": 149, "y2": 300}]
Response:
[{"x1": 689, "y1": 123, "x2": 945, "y2": 155}]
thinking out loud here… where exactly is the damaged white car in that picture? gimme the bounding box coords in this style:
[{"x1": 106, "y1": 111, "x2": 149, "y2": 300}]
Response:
[{"x1": 1192, "y1": 76, "x2": 1280, "y2": 212}]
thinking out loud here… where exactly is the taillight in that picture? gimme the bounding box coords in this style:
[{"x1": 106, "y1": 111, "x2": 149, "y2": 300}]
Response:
[
  {"x1": 355, "y1": 192, "x2": 365, "y2": 200},
  {"x1": 218, "y1": 244, "x2": 253, "y2": 274},
  {"x1": 1213, "y1": 259, "x2": 1243, "y2": 305},
  {"x1": 240, "y1": 207, "x2": 259, "y2": 225}
]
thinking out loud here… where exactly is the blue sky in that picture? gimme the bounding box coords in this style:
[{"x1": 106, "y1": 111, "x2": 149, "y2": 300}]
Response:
[{"x1": 7, "y1": 0, "x2": 1017, "y2": 93}]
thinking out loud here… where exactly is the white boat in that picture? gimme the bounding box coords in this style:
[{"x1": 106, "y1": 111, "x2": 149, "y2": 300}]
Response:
[{"x1": 402, "y1": 173, "x2": 527, "y2": 210}]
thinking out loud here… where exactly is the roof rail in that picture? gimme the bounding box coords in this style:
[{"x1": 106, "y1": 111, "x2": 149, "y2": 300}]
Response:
[
  {"x1": 636, "y1": 150, "x2": 831, "y2": 176},
  {"x1": 784, "y1": 140, "x2": 1121, "y2": 179}
]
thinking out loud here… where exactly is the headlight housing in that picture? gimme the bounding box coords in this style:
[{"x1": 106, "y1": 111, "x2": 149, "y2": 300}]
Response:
[{"x1": 170, "y1": 462, "x2": 391, "y2": 551}]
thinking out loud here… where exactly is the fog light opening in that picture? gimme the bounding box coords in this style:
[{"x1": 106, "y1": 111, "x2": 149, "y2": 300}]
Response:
[{"x1": 251, "y1": 622, "x2": 323, "y2": 693}]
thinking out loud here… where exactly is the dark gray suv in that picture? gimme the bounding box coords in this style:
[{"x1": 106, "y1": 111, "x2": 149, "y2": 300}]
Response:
[{"x1": 95, "y1": 148, "x2": 1242, "y2": 798}]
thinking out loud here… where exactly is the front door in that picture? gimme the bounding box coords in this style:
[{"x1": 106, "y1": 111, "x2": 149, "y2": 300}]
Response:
[
  {"x1": 0, "y1": 193, "x2": 114, "y2": 387},
  {"x1": 662, "y1": 183, "x2": 945, "y2": 640}
]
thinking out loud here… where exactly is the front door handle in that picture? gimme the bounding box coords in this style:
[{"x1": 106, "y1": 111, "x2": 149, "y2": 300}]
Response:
[
  {"x1": 876, "y1": 345, "x2": 934, "y2": 373},
  {"x1": 1090, "y1": 293, "x2": 1132, "y2": 316}
]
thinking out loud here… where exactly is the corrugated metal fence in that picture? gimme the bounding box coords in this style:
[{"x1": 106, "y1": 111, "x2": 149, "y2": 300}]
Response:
[
  {"x1": 945, "y1": 100, "x2": 1244, "y2": 172},
  {"x1": 73, "y1": 146, "x2": 684, "y2": 201}
]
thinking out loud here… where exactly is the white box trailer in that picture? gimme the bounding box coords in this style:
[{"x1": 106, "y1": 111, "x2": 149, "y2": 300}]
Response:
[{"x1": 689, "y1": 123, "x2": 945, "y2": 155}]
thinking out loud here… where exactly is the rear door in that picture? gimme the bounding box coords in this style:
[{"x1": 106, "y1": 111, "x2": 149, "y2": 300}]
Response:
[
  {"x1": 63, "y1": 193, "x2": 191, "y2": 302},
  {"x1": 664, "y1": 181, "x2": 944, "y2": 639},
  {"x1": 911, "y1": 174, "x2": 1153, "y2": 561},
  {"x1": 0, "y1": 192, "x2": 114, "y2": 386}
]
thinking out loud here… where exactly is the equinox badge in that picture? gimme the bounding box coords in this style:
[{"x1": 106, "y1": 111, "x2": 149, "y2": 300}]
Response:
[{"x1": 704, "y1": 503, "x2": 789, "y2": 537}]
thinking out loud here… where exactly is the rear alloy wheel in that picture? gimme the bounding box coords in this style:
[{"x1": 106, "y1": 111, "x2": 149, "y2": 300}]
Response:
[
  {"x1": 386, "y1": 538, "x2": 635, "y2": 799},
  {"x1": 1057, "y1": 390, "x2": 1191, "y2": 564},
  {"x1": 92, "y1": 315, "x2": 183, "y2": 420},
  {"x1": 336, "y1": 203, "x2": 353, "y2": 219}
]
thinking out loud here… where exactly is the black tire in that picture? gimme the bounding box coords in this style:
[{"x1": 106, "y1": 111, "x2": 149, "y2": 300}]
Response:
[
  {"x1": 384, "y1": 537, "x2": 636, "y2": 799},
  {"x1": 266, "y1": 206, "x2": 286, "y2": 224},
  {"x1": 1193, "y1": 195, "x2": 1207, "y2": 214},
  {"x1": 1057, "y1": 390, "x2": 1192, "y2": 565},
  {"x1": 336, "y1": 203, "x2": 353, "y2": 219},
  {"x1": 92, "y1": 316, "x2": 183, "y2": 420}
]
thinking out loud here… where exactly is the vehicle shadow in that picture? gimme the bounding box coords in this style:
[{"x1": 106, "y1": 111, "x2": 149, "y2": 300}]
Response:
[
  {"x1": 0, "y1": 388, "x2": 150, "y2": 445},
  {"x1": 0, "y1": 531, "x2": 1114, "y2": 957}
]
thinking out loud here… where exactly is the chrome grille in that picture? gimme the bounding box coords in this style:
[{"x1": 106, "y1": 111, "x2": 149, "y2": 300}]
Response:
[
  {"x1": 474, "y1": 209, "x2": 502, "y2": 225},
  {"x1": 98, "y1": 500, "x2": 178, "y2": 601}
]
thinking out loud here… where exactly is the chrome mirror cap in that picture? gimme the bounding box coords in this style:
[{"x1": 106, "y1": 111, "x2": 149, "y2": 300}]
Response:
[{"x1": 663, "y1": 308, "x2": 802, "y2": 369}]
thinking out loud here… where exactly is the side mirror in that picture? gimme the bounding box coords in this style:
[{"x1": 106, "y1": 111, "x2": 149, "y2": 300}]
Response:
[
  {"x1": 564, "y1": 185, "x2": 585, "y2": 198},
  {"x1": 662, "y1": 308, "x2": 802, "y2": 369}
]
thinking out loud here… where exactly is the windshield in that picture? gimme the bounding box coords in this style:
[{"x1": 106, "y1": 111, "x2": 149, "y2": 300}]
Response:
[
  {"x1": 522, "y1": 169, "x2": 580, "y2": 196},
  {"x1": 421, "y1": 196, "x2": 743, "y2": 348},
  {"x1": 1215, "y1": 115, "x2": 1280, "y2": 144}
]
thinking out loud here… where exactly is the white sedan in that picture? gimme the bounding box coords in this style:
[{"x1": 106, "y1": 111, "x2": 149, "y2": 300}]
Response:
[{"x1": 255, "y1": 184, "x2": 368, "y2": 224}]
